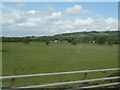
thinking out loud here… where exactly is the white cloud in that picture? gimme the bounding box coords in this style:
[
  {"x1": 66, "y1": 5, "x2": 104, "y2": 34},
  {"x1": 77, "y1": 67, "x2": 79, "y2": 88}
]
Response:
[
  {"x1": 74, "y1": 18, "x2": 94, "y2": 25},
  {"x1": 66, "y1": 5, "x2": 89, "y2": 15},
  {"x1": 27, "y1": 18, "x2": 41, "y2": 22},
  {"x1": 105, "y1": 18, "x2": 117, "y2": 24},
  {"x1": 104, "y1": 18, "x2": 118, "y2": 30},
  {"x1": 17, "y1": 22, "x2": 37, "y2": 27},
  {"x1": 27, "y1": 10, "x2": 40, "y2": 15},
  {"x1": 2, "y1": 5, "x2": 118, "y2": 36},
  {"x1": 50, "y1": 11, "x2": 62, "y2": 19},
  {"x1": 16, "y1": 17, "x2": 41, "y2": 27}
]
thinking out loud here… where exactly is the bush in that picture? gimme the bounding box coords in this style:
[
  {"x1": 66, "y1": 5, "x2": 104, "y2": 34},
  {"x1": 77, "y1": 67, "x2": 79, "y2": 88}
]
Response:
[
  {"x1": 46, "y1": 41, "x2": 50, "y2": 46},
  {"x1": 96, "y1": 37, "x2": 106, "y2": 45},
  {"x1": 70, "y1": 39, "x2": 79, "y2": 45},
  {"x1": 23, "y1": 37, "x2": 30, "y2": 44}
]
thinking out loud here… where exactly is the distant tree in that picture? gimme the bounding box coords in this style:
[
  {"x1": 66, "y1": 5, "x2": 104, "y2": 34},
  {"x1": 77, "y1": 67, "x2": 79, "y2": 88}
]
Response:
[
  {"x1": 45, "y1": 38, "x2": 50, "y2": 46},
  {"x1": 96, "y1": 37, "x2": 106, "y2": 45},
  {"x1": 118, "y1": 38, "x2": 120, "y2": 45},
  {"x1": 90, "y1": 31, "x2": 99, "y2": 33},
  {"x1": 45, "y1": 40, "x2": 50, "y2": 46},
  {"x1": 70, "y1": 39, "x2": 78, "y2": 45},
  {"x1": 23, "y1": 37, "x2": 30, "y2": 44},
  {"x1": 106, "y1": 38, "x2": 118, "y2": 45},
  {"x1": 106, "y1": 38, "x2": 112, "y2": 45}
]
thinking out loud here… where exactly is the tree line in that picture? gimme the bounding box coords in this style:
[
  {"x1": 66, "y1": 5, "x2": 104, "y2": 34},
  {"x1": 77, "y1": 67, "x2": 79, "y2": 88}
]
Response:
[{"x1": 2, "y1": 36, "x2": 119, "y2": 46}]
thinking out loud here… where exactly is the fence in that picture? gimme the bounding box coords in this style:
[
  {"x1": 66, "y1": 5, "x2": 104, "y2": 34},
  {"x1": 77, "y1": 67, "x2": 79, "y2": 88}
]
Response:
[{"x1": 1, "y1": 68, "x2": 120, "y2": 89}]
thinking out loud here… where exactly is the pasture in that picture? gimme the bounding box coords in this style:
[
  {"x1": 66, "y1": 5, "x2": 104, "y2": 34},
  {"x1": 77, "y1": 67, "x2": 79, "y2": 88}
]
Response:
[{"x1": 2, "y1": 42, "x2": 118, "y2": 88}]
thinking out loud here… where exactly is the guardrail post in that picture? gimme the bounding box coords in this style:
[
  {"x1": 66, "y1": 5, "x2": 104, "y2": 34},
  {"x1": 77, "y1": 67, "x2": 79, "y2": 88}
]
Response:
[
  {"x1": 11, "y1": 78, "x2": 15, "y2": 88},
  {"x1": 83, "y1": 73, "x2": 87, "y2": 80},
  {"x1": 83, "y1": 73, "x2": 88, "y2": 86}
]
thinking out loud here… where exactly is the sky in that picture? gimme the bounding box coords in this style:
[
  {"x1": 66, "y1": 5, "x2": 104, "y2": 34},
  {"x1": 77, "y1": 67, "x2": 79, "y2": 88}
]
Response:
[{"x1": 1, "y1": 2, "x2": 118, "y2": 37}]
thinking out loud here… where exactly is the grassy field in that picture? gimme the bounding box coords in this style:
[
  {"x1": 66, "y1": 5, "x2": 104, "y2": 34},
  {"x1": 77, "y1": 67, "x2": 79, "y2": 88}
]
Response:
[{"x1": 2, "y1": 42, "x2": 118, "y2": 88}]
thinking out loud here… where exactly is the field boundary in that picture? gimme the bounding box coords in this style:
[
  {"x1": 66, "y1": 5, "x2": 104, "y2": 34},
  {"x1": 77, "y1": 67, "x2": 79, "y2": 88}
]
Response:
[{"x1": 1, "y1": 68, "x2": 120, "y2": 89}]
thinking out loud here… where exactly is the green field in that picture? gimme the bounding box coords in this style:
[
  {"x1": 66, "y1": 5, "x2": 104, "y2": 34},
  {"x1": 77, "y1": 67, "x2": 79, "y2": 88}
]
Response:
[{"x1": 2, "y1": 42, "x2": 118, "y2": 88}]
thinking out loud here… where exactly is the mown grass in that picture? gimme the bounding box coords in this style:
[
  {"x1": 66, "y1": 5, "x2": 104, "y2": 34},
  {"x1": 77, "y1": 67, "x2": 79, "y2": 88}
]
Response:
[{"x1": 2, "y1": 42, "x2": 118, "y2": 88}]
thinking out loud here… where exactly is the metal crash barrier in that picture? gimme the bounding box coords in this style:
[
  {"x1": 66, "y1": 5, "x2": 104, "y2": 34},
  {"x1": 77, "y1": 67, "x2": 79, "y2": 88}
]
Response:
[{"x1": 1, "y1": 68, "x2": 120, "y2": 89}]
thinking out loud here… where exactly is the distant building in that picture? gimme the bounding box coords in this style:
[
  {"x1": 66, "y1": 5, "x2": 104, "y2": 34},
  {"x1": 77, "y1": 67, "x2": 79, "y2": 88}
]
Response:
[
  {"x1": 89, "y1": 40, "x2": 95, "y2": 43},
  {"x1": 105, "y1": 42, "x2": 108, "y2": 44},
  {"x1": 93, "y1": 41, "x2": 95, "y2": 43},
  {"x1": 54, "y1": 40, "x2": 58, "y2": 42}
]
